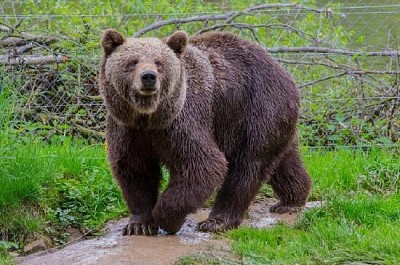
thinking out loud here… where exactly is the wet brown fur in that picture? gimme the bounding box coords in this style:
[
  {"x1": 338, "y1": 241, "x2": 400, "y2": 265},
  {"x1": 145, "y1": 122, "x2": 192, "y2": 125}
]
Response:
[{"x1": 99, "y1": 29, "x2": 311, "y2": 234}]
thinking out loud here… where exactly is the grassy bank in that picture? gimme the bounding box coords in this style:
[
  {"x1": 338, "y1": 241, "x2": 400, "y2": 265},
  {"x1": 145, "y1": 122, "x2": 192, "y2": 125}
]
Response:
[
  {"x1": 1, "y1": 140, "x2": 399, "y2": 264},
  {"x1": 178, "y1": 147, "x2": 400, "y2": 264},
  {"x1": 0, "y1": 139, "x2": 126, "y2": 258},
  {"x1": 229, "y1": 195, "x2": 400, "y2": 264}
]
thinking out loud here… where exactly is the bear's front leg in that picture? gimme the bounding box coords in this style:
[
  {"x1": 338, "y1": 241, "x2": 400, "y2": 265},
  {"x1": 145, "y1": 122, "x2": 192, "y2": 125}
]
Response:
[
  {"x1": 107, "y1": 117, "x2": 162, "y2": 236},
  {"x1": 152, "y1": 132, "x2": 228, "y2": 234}
]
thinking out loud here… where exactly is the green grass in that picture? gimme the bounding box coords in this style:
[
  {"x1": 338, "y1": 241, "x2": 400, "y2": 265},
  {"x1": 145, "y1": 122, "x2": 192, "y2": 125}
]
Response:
[
  {"x1": 229, "y1": 196, "x2": 400, "y2": 264},
  {"x1": 0, "y1": 256, "x2": 15, "y2": 265},
  {"x1": 0, "y1": 138, "x2": 126, "y2": 249},
  {"x1": 225, "y1": 148, "x2": 400, "y2": 265},
  {"x1": 303, "y1": 147, "x2": 399, "y2": 199},
  {"x1": 176, "y1": 254, "x2": 240, "y2": 265}
]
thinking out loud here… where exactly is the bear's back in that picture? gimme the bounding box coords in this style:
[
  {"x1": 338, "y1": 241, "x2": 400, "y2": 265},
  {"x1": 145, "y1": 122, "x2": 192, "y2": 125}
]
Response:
[
  {"x1": 188, "y1": 32, "x2": 298, "y2": 100},
  {"x1": 184, "y1": 32, "x2": 299, "y2": 158}
]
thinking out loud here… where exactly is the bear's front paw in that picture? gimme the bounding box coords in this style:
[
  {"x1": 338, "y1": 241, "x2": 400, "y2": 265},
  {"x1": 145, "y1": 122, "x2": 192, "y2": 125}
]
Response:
[
  {"x1": 122, "y1": 215, "x2": 158, "y2": 236},
  {"x1": 197, "y1": 218, "x2": 238, "y2": 233},
  {"x1": 152, "y1": 200, "x2": 186, "y2": 234},
  {"x1": 270, "y1": 202, "x2": 303, "y2": 214}
]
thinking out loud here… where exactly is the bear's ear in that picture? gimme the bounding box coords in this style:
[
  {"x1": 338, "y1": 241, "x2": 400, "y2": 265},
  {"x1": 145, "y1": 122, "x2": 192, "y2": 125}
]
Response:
[
  {"x1": 101, "y1": 29, "x2": 125, "y2": 55},
  {"x1": 166, "y1": 30, "x2": 189, "y2": 56}
]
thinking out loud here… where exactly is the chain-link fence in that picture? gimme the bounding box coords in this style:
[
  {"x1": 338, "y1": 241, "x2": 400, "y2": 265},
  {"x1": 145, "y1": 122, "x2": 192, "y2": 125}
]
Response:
[{"x1": 1, "y1": 1, "x2": 399, "y2": 147}]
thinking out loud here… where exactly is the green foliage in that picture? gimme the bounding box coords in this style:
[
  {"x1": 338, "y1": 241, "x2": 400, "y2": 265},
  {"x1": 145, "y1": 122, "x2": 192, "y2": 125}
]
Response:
[
  {"x1": 0, "y1": 241, "x2": 18, "y2": 261},
  {"x1": 44, "y1": 168, "x2": 126, "y2": 230},
  {"x1": 0, "y1": 253, "x2": 15, "y2": 265}
]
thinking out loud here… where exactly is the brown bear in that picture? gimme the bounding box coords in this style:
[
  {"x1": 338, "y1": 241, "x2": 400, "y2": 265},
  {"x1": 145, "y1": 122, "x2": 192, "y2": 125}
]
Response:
[{"x1": 99, "y1": 29, "x2": 311, "y2": 235}]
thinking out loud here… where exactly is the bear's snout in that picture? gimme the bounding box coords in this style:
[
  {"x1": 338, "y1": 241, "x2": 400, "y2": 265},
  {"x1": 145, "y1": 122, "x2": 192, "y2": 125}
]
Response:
[{"x1": 140, "y1": 70, "x2": 158, "y2": 93}]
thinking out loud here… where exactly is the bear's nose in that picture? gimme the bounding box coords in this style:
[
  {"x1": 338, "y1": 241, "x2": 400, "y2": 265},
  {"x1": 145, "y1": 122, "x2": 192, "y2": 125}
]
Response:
[{"x1": 140, "y1": 70, "x2": 157, "y2": 88}]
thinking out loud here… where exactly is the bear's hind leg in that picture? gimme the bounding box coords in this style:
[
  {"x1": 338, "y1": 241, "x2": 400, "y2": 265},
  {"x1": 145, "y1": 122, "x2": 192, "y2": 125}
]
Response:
[
  {"x1": 198, "y1": 158, "x2": 265, "y2": 232},
  {"x1": 269, "y1": 147, "x2": 311, "y2": 214}
]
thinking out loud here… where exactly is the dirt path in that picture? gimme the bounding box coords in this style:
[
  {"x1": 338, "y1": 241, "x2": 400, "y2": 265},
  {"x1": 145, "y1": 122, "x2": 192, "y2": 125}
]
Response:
[{"x1": 19, "y1": 199, "x2": 323, "y2": 265}]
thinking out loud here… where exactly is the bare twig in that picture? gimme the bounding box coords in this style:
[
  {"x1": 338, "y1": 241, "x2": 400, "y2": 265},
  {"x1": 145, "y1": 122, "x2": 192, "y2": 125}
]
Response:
[
  {"x1": 82, "y1": 95, "x2": 103, "y2": 101},
  {"x1": 38, "y1": 226, "x2": 101, "y2": 254},
  {"x1": 15, "y1": 42, "x2": 35, "y2": 55},
  {"x1": 299, "y1": 72, "x2": 347, "y2": 88}
]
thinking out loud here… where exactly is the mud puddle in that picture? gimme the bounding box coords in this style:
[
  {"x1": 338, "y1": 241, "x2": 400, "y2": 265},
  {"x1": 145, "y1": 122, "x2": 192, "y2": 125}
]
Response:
[{"x1": 19, "y1": 199, "x2": 323, "y2": 265}]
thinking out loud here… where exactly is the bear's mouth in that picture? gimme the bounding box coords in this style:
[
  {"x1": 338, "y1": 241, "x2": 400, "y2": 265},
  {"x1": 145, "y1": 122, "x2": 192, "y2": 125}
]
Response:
[
  {"x1": 131, "y1": 91, "x2": 160, "y2": 114},
  {"x1": 138, "y1": 87, "x2": 158, "y2": 96}
]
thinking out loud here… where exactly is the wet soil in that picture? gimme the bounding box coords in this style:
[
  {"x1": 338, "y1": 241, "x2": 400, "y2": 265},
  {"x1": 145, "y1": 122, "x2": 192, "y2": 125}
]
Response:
[{"x1": 19, "y1": 199, "x2": 323, "y2": 265}]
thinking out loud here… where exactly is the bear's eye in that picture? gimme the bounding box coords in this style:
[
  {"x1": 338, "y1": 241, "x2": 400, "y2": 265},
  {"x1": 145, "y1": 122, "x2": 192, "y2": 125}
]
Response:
[
  {"x1": 155, "y1": 60, "x2": 163, "y2": 72},
  {"x1": 125, "y1": 60, "x2": 138, "y2": 71},
  {"x1": 155, "y1": 60, "x2": 163, "y2": 68}
]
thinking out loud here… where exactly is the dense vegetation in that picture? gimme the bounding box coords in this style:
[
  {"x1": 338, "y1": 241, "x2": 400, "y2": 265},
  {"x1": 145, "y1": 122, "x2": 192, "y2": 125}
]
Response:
[
  {"x1": 1, "y1": 0, "x2": 399, "y2": 264},
  {"x1": 1, "y1": 0, "x2": 398, "y2": 146}
]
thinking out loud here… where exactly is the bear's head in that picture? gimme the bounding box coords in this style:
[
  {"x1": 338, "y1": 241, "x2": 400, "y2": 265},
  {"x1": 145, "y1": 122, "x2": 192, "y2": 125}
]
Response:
[{"x1": 101, "y1": 29, "x2": 188, "y2": 115}]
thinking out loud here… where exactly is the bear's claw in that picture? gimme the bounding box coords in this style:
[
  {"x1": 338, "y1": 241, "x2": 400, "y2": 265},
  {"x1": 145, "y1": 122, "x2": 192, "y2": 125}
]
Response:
[
  {"x1": 269, "y1": 203, "x2": 303, "y2": 214},
  {"x1": 197, "y1": 218, "x2": 227, "y2": 233},
  {"x1": 122, "y1": 223, "x2": 158, "y2": 236}
]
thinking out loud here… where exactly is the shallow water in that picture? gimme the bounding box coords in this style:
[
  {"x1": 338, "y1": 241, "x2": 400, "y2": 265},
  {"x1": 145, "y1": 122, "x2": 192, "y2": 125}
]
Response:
[{"x1": 20, "y1": 200, "x2": 323, "y2": 265}]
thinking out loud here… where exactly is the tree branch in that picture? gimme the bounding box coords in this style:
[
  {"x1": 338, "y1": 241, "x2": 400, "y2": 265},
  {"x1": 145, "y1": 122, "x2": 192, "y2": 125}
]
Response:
[
  {"x1": 133, "y1": 3, "x2": 331, "y2": 37},
  {"x1": 267, "y1": 46, "x2": 400, "y2": 57},
  {"x1": 276, "y1": 58, "x2": 400, "y2": 75},
  {"x1": 195, "y1": 23, "x2": 319, "y2": 45},
  {"x1": 225, "y1": 3, "x2": 330, "y2": 23},
  {"x1": 0, "y1": 54, "x2": 68, "y2": 65},
  {"x1": 0, "y1": 44, "x2": 35, "y2": 63},
  {"x1": 133, "y1": 12, "x2": 236, "y2": 37},
  {"x1": 0, "y1": 35, "x2": 57, "y2": 47},
  {"x1": 0, "y1": 25, "x2": 11, "y2": 33},
  {"x1": 0, "y1": 20, "x2": 23, "y2": 37}
]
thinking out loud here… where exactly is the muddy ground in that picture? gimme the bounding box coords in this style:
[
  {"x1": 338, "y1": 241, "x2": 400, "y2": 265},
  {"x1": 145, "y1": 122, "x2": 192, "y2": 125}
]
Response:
[{"x1": 18, "y1": 199, "x2": 323, "y2": 265}]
